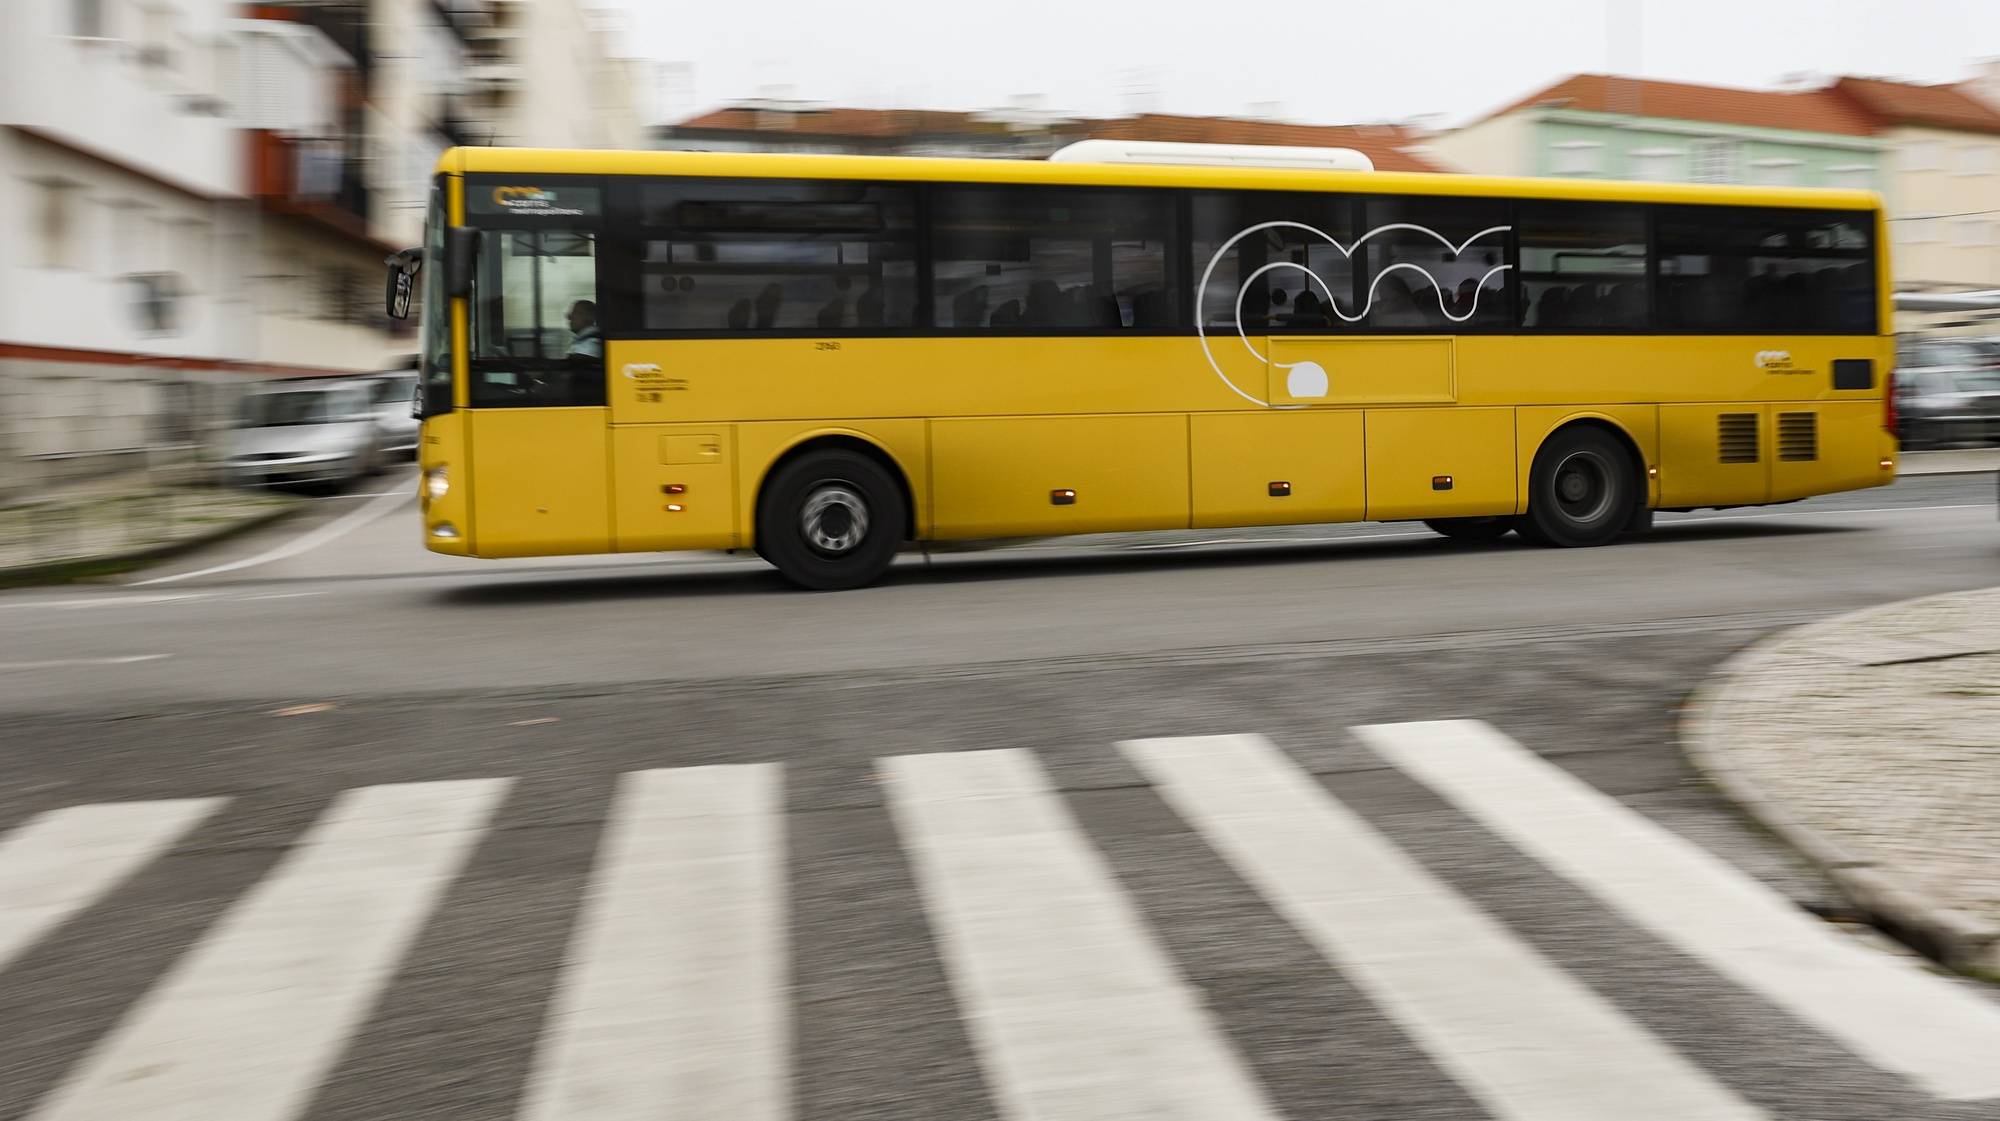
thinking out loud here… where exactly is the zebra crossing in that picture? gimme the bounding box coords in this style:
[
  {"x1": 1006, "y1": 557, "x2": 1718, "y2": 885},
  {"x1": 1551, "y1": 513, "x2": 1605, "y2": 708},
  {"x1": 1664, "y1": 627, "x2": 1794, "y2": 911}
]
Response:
[{"x1": 2, "y1": 720, "x2": 1998, "y2": 1121}]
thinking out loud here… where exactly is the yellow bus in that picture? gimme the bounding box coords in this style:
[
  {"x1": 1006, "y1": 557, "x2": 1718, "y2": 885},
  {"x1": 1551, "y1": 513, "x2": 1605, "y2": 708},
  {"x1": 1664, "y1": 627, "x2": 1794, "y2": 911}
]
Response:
[{"x1": 386, "y1": 144, "x2": 1895, "y2": 589}]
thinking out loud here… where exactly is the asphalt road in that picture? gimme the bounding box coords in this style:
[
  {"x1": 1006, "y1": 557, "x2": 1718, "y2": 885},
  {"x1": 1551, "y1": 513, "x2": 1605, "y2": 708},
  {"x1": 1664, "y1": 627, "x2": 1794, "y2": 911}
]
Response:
[{"x1": 1, "y1": 470, "x2": 1996, "y2": 1121}]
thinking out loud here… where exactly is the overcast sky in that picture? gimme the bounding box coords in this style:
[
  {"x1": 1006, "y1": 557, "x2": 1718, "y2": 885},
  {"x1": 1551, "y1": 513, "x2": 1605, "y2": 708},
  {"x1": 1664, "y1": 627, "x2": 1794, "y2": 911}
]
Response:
[{"x1": 605, "y1": 0, "x2": 2000, "y2": 128}]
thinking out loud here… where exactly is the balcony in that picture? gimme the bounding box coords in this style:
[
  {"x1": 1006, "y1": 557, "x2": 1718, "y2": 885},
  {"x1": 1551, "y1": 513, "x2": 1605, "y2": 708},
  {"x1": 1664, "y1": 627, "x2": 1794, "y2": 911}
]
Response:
[{"x1": 246, "y1": 129, "x2": 369, "y2": 241}]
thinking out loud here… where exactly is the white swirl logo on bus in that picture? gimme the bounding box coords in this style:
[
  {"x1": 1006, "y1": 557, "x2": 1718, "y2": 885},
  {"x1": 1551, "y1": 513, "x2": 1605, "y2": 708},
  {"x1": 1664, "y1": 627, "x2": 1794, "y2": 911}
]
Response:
[{"x1": 1196, "y1": 221, "x2": 1513, "y2": 407}]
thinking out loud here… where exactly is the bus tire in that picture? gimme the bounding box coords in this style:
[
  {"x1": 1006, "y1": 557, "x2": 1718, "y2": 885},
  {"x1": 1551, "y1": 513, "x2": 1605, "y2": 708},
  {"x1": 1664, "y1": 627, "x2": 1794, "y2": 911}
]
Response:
[
  {"x1": 1521, "y1": 426, "x2": 1637, "y2": 548},
  {"x1": 1422, "y1": 516, "x2": 1515, "y2": 542},
  {"x1": 756, "y1": 449, "x2": 905, "y2": 590}
]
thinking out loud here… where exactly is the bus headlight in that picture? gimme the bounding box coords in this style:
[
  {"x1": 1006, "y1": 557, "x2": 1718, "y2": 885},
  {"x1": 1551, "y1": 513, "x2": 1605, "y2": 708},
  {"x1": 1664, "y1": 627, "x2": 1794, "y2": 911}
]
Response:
[{"x1": 424, "y1": 466, "x2": 450, "y2": 501}]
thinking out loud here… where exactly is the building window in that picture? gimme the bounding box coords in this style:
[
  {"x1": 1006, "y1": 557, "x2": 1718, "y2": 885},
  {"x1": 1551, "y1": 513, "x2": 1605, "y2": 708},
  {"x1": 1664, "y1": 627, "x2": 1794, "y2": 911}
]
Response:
[
  {"x1": 1904, "y1": 141, "x2": 1944, "y2": 171},
  {"x1": 138, "y1": 5, "x2": 176, "y2": 73},
  {"x1": 1825, "y1": 165, "x2": 1875, "y2": 190},
  {"x1": 70, "y1": 0, "x2": 107, "y2": 38},
  {"x1": 1955, "y1": 146, "x2": 1997, "y2": 176},
  {"x1": 1952, "y1": 219, "x2": 1993, "y2": 248},
  {"x1": 1627, "y1": 148, "x2": 1684, "y2": 182},
  {"x1": 34, "y1": 180, "x2": 82, "y2": 269},
  {"x1": 1550, "y1": 141, "x2": 1603, "y2": 176},
  {"x1": 1749, "y1": 159, "x2": 1803, "y2": 186},
  {"x1": 1691, "y1": 139, "x2": 1741, "y2": 184}
]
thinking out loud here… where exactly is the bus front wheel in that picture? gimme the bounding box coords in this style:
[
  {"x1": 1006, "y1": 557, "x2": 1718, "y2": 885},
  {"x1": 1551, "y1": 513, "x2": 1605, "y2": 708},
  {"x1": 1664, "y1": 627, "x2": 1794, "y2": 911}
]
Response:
[
  {"x1": 1520, "y1": 427, "x2": 1637, "y2": 547},
  {"x1": 756, "y1": 449, "x2": 905, "y2": 590}
]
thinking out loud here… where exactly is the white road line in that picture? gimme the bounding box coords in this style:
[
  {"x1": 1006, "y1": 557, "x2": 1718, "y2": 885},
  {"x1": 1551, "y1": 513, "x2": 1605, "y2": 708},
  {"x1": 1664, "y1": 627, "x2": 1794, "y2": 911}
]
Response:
[
  {"x1": 0, "y1": 594, "x2": 212, "y2": 611},
  {"x1": 28, "y1": 778, "x2": 509, "y2": 1121},
  {"x1": 883, "y1": 749, "x2": 1280, "y2": 1121},
  {"x1": 1123, "y1": 734, "x2": 1763, "y2": 1121},
  {"x1": 0, "y1": 799, "x2": 223, "y2": 972},
  {"x1": 519, "y1": 765, "x2": 788, "y2": 1121},
  {"x1": 1668, "y1": 502, "x2": 1985, "y2": 525},
  {"x1": 0, "y1": 654, "x2": 171, "y2": 671},
  {"x1": 1356, "y1": 719, "x2": 2000, "y2": 1103},
  {"x1": 132, "y1": 486, "x2": 413, "y2": 586}
]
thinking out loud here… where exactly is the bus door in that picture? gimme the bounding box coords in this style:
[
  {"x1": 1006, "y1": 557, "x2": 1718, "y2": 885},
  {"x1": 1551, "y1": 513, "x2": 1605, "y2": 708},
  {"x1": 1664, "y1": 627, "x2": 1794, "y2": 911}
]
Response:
[{"x1": 462, "y1": 182, "x2": 610, "y2": 557}]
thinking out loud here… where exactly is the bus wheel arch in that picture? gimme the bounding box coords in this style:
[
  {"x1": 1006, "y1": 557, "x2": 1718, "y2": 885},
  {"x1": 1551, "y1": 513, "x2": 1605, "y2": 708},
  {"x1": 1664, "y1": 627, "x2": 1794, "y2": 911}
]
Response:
[
  {"x1": 752, "y1": 435, "x2": 915, "y2": 589},
  {"x1": 1519, "y1": 419, "x2": 1648, "y2": 547},
  {"x1": 756, "y1": 434, "x2": 917, "y2": 542}
]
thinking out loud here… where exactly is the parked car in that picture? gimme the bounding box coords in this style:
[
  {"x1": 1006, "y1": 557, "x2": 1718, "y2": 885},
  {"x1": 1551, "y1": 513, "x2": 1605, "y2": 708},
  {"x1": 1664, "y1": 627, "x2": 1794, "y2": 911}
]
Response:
[
  {"x1": 1894, "y1": 337, "x2": 2000, "y2": 448},
  {"x1": 358, "y1": 366, "x2": 421, "y2": 460},
  {"x1": 226, "y1": 381, "x2": 384, "y2": 489}
]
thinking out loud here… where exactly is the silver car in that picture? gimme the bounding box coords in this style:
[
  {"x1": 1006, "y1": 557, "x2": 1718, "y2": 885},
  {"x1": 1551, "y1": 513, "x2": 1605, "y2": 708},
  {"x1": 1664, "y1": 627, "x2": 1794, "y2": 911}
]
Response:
[
  {"x1": 1894, "y1": 338, "x2": 2000, "y2": 448},
  {"x1": 227, "y1": 381, "x2": 384, "y2": 488}
]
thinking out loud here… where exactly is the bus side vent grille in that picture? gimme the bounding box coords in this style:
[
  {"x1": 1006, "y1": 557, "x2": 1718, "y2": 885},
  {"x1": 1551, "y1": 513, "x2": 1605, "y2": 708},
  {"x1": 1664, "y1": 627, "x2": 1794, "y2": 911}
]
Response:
[
  {"x1": 1717, "y1": 413, "x2": 1760, "y2": 464},
  {"x1": 1777, "y1": 412, "x2": 1818, "y2": 461}
]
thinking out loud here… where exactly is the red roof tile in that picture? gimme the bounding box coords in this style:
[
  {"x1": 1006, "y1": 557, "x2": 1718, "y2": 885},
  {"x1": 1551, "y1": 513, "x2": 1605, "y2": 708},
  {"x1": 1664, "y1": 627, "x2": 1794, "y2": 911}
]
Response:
[
  {"x1": 669, "y1": 106, "x2": 1446, "y2": 171},
  {"x1": 1479, "y1": 74, "x2": 1878, "y2": 137},
  {"x1": 1829, "y1": 76, "x2": 2000, "y2": 135}
]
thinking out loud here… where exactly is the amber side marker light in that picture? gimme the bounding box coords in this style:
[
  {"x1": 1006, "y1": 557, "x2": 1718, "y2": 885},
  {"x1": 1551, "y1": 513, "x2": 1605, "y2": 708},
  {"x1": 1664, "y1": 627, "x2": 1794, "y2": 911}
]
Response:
[
  {"x1": 1431, "y1": 475, "x2": 1453, "y2": 491},
  {"x1": 662, "y1": 483, "x2": 687, "y2": 495},
  {"x1": 1269, "y1": 481, "x2": 1292, "y2": 497},
  {"x1": 665, "y1": 503, "x2": 685, "y2": 513},
  {"x1": 1051, "y1": 489, "x2": 1077, "y2": 506}
]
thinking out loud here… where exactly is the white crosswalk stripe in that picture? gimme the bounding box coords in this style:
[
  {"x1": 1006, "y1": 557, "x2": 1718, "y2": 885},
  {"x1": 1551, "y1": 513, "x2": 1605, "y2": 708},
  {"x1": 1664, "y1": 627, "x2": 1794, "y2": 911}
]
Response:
[
  {"x1": 7, "y1": 723, "x2": 1994, "y2": 1121},
  {"x1": 519, "y1": 764, "x2": 789, "y2": 1121},
  {"x1": 27, "y1": 778, "x2": 510, "y2": 1121},
  {"x1": 0, "y1": 798, "x2": 223, "y2": 972},
  {"x1": 1355, "y1": 718, "x2": 2000, "y2": 1103},
  {"x1": 1122, "y1": 733, "x2": 1766, "y2": 1121},
  {"x1": 884, "y1": 748, "x2": 1281, "y2": 1121}
]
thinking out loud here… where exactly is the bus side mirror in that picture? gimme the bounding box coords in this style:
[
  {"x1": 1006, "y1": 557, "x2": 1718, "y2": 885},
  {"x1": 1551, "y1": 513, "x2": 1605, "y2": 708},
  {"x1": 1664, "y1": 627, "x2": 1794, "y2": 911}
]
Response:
[
  {"x1": 445, "y1": 227, "x2": 478, "y2": 299},
  {"x1": 384, "y1": 248, "x2": 421, "y2": 320}
]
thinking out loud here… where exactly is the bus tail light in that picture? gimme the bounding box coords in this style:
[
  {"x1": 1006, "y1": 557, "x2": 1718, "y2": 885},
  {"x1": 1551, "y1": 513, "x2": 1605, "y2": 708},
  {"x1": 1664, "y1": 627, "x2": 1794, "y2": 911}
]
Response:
[{"x1": 1882, "y1": 369, "x2": 1898, "y2": 435}]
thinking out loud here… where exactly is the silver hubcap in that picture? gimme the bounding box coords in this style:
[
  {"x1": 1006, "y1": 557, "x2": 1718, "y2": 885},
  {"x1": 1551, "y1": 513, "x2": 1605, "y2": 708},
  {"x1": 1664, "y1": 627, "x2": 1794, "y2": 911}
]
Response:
[
  {"x1": 1552, "y1": 451, "x2": 1615, "y2": 523},
  {"x1": 801, "y1": 484, "x2": 869, "y2": 555}
]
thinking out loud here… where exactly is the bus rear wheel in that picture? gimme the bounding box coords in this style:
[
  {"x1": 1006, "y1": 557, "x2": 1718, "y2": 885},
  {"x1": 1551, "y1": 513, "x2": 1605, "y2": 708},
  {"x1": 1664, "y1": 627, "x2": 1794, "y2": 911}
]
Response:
[
  {"x1": 1520, "y1": 427, "x2": 1637, "y2": 548},
  {"x1": 1423, "y1": 516, "x2": 1516, "y2": 542},
  {"x1": 756, "y1": 449, "x2": 905, "y2": 590}
]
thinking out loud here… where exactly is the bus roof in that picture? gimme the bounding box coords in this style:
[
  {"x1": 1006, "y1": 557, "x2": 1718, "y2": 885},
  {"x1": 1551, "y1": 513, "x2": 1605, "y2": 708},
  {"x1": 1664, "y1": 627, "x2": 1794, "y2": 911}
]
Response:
[{"x1": 441, "y1": 146, "x2": 1882, "y2": 213}]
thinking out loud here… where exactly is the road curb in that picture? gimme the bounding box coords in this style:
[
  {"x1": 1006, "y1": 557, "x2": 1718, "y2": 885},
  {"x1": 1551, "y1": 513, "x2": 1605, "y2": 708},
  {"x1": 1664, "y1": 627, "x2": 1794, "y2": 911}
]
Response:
[
  {"x1": 0, "y1": 499, "x2": 305, "y2": 589},
  {"x1": 1681, "y1": 592, "x2": 2000, "y2": 978}
]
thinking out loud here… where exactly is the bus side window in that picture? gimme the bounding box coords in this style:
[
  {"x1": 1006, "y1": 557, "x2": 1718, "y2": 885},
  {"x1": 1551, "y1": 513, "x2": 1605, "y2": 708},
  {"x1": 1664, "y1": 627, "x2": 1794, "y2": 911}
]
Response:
[
  {"x1": 470, "y1": 229, "x2": 605, "y2": 407},
  {"x1": 929, "y1": 186, "x2": 1172, "y2": 331}
]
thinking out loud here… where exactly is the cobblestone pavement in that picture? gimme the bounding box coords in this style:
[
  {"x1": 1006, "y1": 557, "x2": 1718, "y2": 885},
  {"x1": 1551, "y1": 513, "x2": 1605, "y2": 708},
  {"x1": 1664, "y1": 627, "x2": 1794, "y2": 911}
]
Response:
[{"x1": 1697, "y1": 587, "x2": 2000, "y2": 973}]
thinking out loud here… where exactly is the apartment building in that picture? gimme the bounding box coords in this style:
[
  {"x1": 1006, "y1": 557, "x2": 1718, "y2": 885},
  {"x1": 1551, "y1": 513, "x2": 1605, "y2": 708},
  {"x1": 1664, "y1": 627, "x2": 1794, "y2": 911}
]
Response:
[{"x1": 1, "y1": 0, "x2": 647, "y2": 488}]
